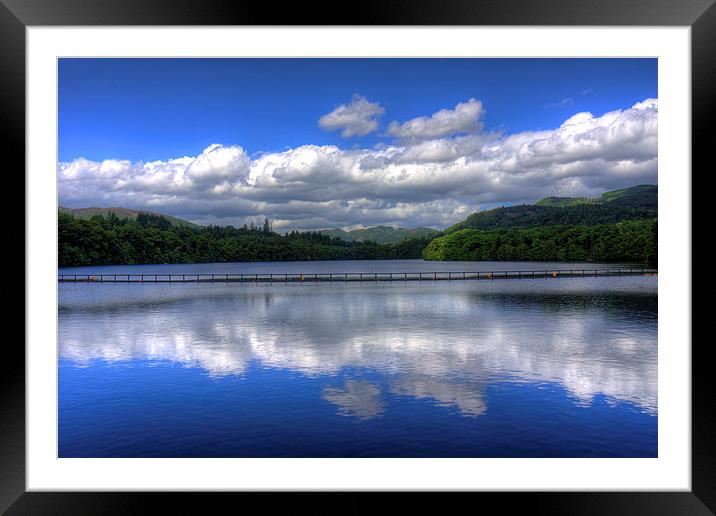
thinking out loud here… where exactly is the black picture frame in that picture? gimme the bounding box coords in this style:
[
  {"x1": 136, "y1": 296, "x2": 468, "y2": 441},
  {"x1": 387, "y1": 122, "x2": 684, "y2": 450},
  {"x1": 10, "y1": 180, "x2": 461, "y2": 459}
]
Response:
[{"x1": 4, "y1": 0, "x2": 711, "y2": 513}]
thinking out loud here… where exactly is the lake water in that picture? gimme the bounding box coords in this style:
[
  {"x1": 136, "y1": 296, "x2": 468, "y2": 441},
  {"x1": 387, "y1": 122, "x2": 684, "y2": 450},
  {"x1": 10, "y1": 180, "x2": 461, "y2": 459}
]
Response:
[{"x1": 58, "y1": 260, "x2": 657, "y2": 457}]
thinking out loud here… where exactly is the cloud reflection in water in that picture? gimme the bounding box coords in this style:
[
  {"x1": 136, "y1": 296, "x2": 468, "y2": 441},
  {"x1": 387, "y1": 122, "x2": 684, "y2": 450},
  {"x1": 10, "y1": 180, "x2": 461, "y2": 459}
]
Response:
[{"x1": 59, "y1": 279, "x2": 657, "y2": 420}]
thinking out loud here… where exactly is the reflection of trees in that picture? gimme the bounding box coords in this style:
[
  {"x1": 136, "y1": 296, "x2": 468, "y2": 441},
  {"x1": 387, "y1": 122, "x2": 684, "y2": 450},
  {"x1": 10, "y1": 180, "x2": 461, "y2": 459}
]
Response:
[
  {"x1": 465, "y1": 291, "x2": 657, "y2": 321},
  {"x1": 60, "y1": 280, "x2": 658, "y2": 419}
]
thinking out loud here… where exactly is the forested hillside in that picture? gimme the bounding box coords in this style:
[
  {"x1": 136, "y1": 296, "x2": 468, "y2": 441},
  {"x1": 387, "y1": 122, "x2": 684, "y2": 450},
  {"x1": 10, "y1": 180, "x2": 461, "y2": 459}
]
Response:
[
  {"x1": 424, "y1": 185, "x2": 657, "y2": 265},
  {"x1": 447, "y1": 185, "x2": 656, "y2": 233}
]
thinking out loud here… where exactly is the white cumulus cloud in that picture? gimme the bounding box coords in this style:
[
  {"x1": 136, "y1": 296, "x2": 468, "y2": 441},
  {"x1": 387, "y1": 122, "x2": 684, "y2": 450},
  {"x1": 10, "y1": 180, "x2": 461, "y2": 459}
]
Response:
[
  {"x1": 59, "y1": 98, "x2": 658, "y2": 231},
  {"x1": 318, "y1": 94, "x2": 385, "y2": 138},
  {"x1": 387, "y1": 98, "x2": 485, "y2": 140}
]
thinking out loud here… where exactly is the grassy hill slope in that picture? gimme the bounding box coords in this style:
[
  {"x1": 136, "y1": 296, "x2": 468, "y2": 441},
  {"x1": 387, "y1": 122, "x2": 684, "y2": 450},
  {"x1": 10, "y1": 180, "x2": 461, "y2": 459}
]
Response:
[
  {"x1": 59, "y1": 206, "x2": 199, "y2": 229},
  {"x1": 536, "y1": 184, "x2": 657, "y2": 208}
]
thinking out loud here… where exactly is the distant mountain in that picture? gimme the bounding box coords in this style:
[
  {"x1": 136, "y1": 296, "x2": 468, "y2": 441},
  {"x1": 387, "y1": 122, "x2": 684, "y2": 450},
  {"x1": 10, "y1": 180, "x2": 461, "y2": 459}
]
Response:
[
  {"x1": 446, "y1": 184, "x2": 657, "y2": 233},
  {"x1": 59, "y1": 206, "x2": 199, "y2": 229},
  {"x1": 319, "y1": 225, "x2": 439, "y2": 244}
]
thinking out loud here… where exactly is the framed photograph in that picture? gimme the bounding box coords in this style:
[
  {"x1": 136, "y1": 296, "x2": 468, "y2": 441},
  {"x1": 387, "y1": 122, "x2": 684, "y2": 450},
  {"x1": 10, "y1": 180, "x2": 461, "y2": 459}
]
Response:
[{"x1": 6, "y1": 0, "x2": 712, "y2": 512}]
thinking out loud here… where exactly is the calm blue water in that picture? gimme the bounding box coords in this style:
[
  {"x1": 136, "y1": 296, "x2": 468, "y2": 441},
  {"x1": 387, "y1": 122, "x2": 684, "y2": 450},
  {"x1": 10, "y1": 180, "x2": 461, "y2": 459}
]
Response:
[{"x1": 58, "y1": 260, "x2": 657, "y2": 457}]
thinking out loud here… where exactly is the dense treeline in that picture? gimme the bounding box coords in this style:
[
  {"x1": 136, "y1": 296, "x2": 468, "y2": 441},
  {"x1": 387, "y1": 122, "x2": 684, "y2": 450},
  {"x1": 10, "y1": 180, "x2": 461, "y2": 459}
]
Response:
[
  {"x1": 423, "y1": 219, "x2": 657, "y2": 265},
  {"x1": 58, "y1": 212, "x2": 430, "y2": 267}
]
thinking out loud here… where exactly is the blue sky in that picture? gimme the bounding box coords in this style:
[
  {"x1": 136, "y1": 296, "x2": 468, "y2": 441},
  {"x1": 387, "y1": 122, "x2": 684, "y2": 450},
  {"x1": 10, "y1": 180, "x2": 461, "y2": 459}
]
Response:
[{"x1": 58, "y1": 58, "x2": 658, "y2": 230}]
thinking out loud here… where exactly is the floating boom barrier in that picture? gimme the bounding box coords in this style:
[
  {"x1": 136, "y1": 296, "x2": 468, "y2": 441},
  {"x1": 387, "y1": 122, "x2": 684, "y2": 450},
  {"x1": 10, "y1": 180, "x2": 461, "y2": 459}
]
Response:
[{"x1": 58, "y1": 268, "x2": 657, "y2": 284}]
